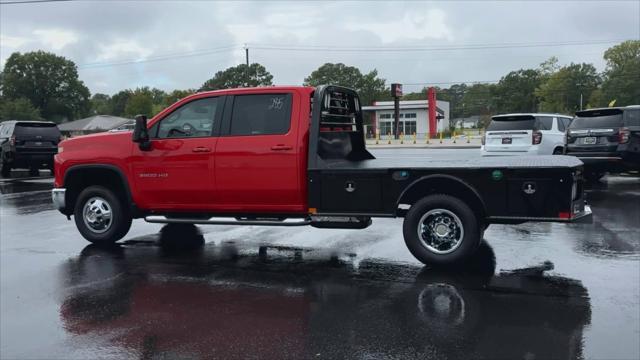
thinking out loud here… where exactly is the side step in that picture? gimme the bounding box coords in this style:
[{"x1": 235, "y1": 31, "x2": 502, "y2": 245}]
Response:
[
  {"x1": 145, "y1": 216, "x2": 311, "y2": 227},
  {"x1": 310, "y1": 216, "x2": 372, "y2": 229}
]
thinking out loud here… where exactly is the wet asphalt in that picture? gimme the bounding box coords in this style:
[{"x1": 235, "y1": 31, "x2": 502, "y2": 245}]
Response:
[{"x1": 0, "y1": 149, "x2": 639, "y2": 360}]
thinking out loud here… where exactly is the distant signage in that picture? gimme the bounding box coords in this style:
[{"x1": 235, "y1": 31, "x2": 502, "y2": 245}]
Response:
[{"x1": 391, "y1": 83, "x2": 403, "y2": 97}]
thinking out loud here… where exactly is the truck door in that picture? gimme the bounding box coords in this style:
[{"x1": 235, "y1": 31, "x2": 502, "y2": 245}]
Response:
[
  {"x1": 130, "y1": 96, "x2": 222, "y2": 210},
  {"x1": 214, "y1": 91, "x2": 304, "y2": 213}
]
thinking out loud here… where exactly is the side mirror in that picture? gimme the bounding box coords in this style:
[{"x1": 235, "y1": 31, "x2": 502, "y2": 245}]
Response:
[{"x1": 132, "y1": 115, "x2": 151, "y2": 151}]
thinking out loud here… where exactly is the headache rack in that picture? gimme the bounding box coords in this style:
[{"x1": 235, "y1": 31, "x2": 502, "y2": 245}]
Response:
[
  {"x1": 319, "y1": 90, "x2": 358, "y2": 133},
  {"x1": 308, "y1": 85, "x2": 374, "y2": 167}
]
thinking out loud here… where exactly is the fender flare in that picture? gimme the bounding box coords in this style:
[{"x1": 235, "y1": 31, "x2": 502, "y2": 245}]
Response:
[
  {"x1": 396, "y1": 174, "x2": 487, "y2": 216},
  {"x1": 63, "y1": 164, "x2": 135, "y2": 212}
]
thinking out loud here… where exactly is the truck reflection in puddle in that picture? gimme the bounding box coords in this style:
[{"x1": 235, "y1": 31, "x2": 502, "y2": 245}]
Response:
[{"x1": 59, "y1": 224, "x2": 591, "y2": 359}]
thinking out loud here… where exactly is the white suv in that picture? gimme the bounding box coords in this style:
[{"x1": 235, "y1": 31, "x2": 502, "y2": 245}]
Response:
[{"x1": 481, "y1": 113, "x2": 572, "y2": 156}]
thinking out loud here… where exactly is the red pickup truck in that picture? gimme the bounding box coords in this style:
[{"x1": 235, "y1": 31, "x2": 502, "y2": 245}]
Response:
[{"x1": 52, "y1": 85, "x2": 591, "y2": 265}]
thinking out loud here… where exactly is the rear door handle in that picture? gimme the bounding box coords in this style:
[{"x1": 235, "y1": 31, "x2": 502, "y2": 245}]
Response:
[
  {"x1": 192, "y1": 147, "x2": 211, "y2": 153},
  {"x1": 271, "y1": 145, "x2": 292, "y2": 151}
]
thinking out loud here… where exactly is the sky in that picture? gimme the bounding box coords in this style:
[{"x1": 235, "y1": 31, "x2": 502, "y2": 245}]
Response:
[{"x1": 1, "y1": 0, "x2": 639, "y2": 96}]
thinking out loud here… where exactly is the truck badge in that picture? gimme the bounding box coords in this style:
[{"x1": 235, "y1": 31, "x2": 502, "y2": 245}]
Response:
[
  {"x1": 345, "y1": 181, "x2": 356, "y2": 193},
  {"x1": 523, "y1": 182, "x2": 536, "y2": 195}
]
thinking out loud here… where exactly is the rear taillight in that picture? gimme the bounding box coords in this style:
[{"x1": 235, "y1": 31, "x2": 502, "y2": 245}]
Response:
[
  {"x1": 532, "y1": 130, "x2": 542, "y2": 145},
  {"x1": 9, "y1": 135, "x2": 15, "y2": 146},
  {"x1": 619, "y1": 128, "x2": 630, "y2": 144}
]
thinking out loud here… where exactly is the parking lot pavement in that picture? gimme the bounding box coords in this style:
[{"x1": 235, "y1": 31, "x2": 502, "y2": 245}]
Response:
[{"x1": 1, "y1": 151, "x2": 639, "y2": 359}]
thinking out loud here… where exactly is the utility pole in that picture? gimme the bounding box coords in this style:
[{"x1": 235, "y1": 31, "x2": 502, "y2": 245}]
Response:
[
  {"x1": 244, "y1": 44, "x2": 249, "y2": 87},
  {"x1": 391, "y1": 84, "x2": 403, "y2": 139}
]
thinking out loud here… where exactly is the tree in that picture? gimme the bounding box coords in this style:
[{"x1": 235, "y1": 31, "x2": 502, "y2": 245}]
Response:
[
  {"x1": 0, "y1": 97, "x2": 42, "y2": 120},
  {"x1": 201, "y1": 63, "x2": 273, "y2": 91},
  {"x1": 303, "y1": 63, "x2": 388, "y2": 106},
  {"x1": 1, "y1": 51, "x2": 90, "y2": 122},
  {"x1": 493, "y1": 69, "x2": 542, "y2": 113},
  {"x1": 535, "y1": 63, "x2": 600, "y2": 113},
  {"x1": 163, "y1": 89, "x2": 196, "y2": 107},
  {"x1": 109, "y1": 90, "x2": 132, "y2": 117},
  {"x1": 461, "y1": 83, "x2": 496, "y2": 118},
  {"x1": 124, "y1": 88, "x2": 153, "y2": 118},
  {"x1": 597, "y1": 40, "x2": 640, "y2": 106},
  {"x1": 90, "y1": 93, "x2": 112, "y2": 115}
]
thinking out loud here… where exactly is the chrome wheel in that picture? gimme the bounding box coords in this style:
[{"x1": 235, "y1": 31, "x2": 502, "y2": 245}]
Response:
[
  {"x1": 82, "y1": 196, "x2": 113, "y2": 234},
  {"x1": 417, "y1": 208, "x2": 464, "y2": 254}
]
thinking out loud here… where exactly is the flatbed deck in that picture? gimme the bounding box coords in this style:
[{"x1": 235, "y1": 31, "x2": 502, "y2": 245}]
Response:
[{"x1": 321, "y1": 155, "x2": 584, "y2": 170}]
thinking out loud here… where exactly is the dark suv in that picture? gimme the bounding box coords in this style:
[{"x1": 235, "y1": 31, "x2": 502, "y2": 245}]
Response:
[
  {"x1": 565, "y1": 106, "x2": 640, "y2": 181},
  {"x1": 0, "y1": 120, "x2": 61, "y2": 177}
]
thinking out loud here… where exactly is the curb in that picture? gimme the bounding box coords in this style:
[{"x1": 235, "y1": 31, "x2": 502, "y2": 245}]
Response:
[{"x1": 367, "y1": 145, "x2": 481, "y2": 149}]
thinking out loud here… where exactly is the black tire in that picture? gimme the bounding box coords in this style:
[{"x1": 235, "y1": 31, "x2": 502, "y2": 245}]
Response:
[
  {"x1": 585, "y1": 171, "x2": 606, "y2": 182},
  {"x1": 74, "y1": 185, "x2": 132, "y2": 245},
  {"x1": 553, "y1": 147, "x2": 564, "y2": 155},
  {"x1": 403, "y1": 194, "x2": 481, "y2": 265},
  {"x1": 0, "y1": 161, "x2": 9, "y2": 177}
]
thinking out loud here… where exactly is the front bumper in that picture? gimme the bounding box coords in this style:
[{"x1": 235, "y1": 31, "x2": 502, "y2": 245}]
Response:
[{"x1": 52, "y1": 188, "x2": 66, "y2": 212}]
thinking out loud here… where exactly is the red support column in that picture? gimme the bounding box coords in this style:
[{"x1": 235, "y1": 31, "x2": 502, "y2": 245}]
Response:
[{"x1": 428, "y1": 87, "x2": 437, "y2": 138}]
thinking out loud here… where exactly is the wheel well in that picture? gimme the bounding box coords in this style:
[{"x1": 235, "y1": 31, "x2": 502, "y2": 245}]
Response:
[
  {"x1": 64, "y1": 166, "x2": 131, "y2": 215},
  {"x1": 553, "y1": 146, "x2": 564, "y2": 153},
  {"x1": 397, "y1": 176, "x2": 486, "y2": 221}
]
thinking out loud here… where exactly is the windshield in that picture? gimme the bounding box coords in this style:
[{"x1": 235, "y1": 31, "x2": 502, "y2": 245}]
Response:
[
  {"x1": 14, "y1": 123, "x2": 61, "y2": 137},
  {"x1": 487, "y1": 119, "x2": 535, "y2": 131},
  {"x1": 570, "y1": 114, "x2": 623, "y2": 129}
]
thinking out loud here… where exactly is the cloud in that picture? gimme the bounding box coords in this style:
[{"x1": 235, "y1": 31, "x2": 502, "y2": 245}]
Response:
[
  {"x1": 32, "y1": 29, "x2": 79, "y2": 50},
  {"x1": 0, "y1": 34, "x2": 30, "y2": 49},
  {"x1": 0, "y1": 1, "x2": 637, "y2": 95},
  {"x1": 94, "y1": 40, "x2": 153, "y2": 62},
  {"x1": 346, "y1": 8, "x2": 454, "y2": 43}
]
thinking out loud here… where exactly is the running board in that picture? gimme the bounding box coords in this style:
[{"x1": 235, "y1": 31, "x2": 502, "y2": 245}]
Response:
[{"x1": 145, "y1": 216, "x2": 311, "y2": 227}]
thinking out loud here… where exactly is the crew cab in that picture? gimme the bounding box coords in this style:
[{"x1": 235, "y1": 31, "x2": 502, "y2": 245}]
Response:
[{"x1": 52, "y1": 86, "x2": 592, "y2": 265}]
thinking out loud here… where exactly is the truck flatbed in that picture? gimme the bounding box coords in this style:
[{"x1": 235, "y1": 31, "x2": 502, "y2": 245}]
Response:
[{"x1": 320, "y1": 155, "x2": 584, "y2": 170}]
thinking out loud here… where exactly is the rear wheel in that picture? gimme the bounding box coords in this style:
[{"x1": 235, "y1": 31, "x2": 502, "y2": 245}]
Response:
[
  {"x1": 403, "y1": 194, "x2": 481, "y2": 265},
  {"x1": 0, "y1": 160, "x2": 9, "y2": 177},
  {"x1": 585, "y1": 171, "x2": 606, "y2": 182},
  {"x1": 74, "y1": 186, "x2": 132, "y2": 245}
]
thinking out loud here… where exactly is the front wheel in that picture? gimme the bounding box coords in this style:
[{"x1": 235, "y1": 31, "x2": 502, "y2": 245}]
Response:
[
  {"x1": 74, "y1": 185, "x2": 132, "y2": 245},
  {"x1": 403, "y1": 194, "x2": 481, "y2": 265},
  {"x1": 0, "y1": 154, "x2": 10, "y2": 177}
]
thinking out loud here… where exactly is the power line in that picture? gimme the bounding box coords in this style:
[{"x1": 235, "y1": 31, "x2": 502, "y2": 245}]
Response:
[
  {"x1": 0, "y1": 0, "x2": 74, "y2": 4},
  {"x1": 249, "y1": 39, "x2": 627, "y2": 53},
  {"x1": 78, "y1": 45, "x2": 240, "y2": 69}
]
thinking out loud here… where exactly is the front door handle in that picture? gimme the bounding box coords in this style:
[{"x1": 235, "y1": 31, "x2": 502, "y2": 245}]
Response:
[
  {"x1": 271, "y1": 145, "x2": 292, "y2": 151},
  {"x1": 192, "y1": 147, "x2": 211, "y2": 153}
]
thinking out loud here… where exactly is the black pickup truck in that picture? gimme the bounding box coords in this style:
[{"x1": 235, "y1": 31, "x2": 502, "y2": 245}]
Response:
[{"x1": 52, "y1": 85, "x2": 592, "y2": 266}]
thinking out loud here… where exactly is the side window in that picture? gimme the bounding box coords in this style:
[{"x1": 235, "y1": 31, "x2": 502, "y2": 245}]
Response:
[
  {"x1": 562, "y1": 117, "x2": 572, "y2": 130},
  {"x1": 557, "y1": 117, "x2": 566, "y2": 132},
  {"x1": 230, "y1": 94, "x2": 292, "y2": 136},
  {"x1": 536, "y1": 116, "x2": 553, "y2": 130},
  {"x1": 155, "y1": 97, "x2": 219, "y2": 139},
  {"x1": 624, "y1": 109, "x2": 640, "y2": 127}
]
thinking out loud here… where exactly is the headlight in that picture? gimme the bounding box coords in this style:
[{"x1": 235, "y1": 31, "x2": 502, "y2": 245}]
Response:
[{"x1": 57, "y1": 147, "x2": 63, "y2": 153}]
